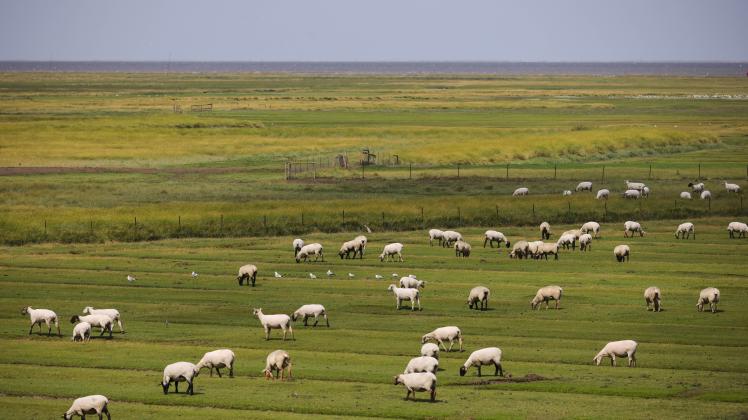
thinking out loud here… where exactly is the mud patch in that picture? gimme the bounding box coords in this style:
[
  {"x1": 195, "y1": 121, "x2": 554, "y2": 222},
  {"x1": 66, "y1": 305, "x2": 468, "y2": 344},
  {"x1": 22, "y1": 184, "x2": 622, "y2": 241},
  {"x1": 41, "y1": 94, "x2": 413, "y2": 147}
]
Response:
[{"x1": 456, "y1": 373, "x2": 549, "y2": 385}]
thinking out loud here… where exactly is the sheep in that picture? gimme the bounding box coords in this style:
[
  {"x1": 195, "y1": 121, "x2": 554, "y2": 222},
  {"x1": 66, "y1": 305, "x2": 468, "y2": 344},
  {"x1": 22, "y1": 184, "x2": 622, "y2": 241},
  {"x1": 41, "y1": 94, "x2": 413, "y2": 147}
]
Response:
[
  {"x1": 697, "y1": 287, "x2": 720, "y2": 313},
  {"x1": 459, "y1": 347, "x2": 503, "y2": 377},
  {"x1": 623, "y1": 189, "x2": 641, "y2": 199},
  {"x1": 83, "y1": 306, "x2": 124, "y2": 333},
  {"x1": 527, "y1": 240, "x2": 544, "y2": 259},
  {"x1": 441, "y1": 230, "x2": 463, "y2": 248},
  {"x1": 512, "y1": 187, "x2": 529, "y2": 196},
  {"x1": 539, "y1": 221, "x2": 552, "y2": 240},
  {"x1": 596, "y1": 189, "x2": 610, "y2": 200},
  {"x1": 556, "y1": 233, "x2": 576, "y2": 250},
  {"x1": 387, "y1": 284, "x2": 421, "y2": 311},
  {"x1": 21, "y1": 306, "x2": 60, "y2": 336},
  {"x1": 641, "y1": 186, "x2": 650, "y2": 198},
  {"x1": 400, "y1": 276, "x2": 426, "y2": 289},
  {"x1": 725, "y1": 181, "x2": 741, "y2": 193},
  {"x1": 263, "y1": 350, "x2": 292, "y2": 380},
  {"x1": 675, "y1": 222, "x2": 695, "y2": 239},
  {"x1": 680, "y1": 191, "x2": 692, "y2": 200},
  {"x1": 354, "y1": 235, "x2": 368, "y2": 258},
  {"x1": 509, "y1": 240, "x2": 530, "y2": 259},
  {"x1": 72, "y1": 322, "x2": 91, "y2": 343},
  {"x1": 296, "y1": 243, "x2": 324, "y2": 263},
  {"x1": 576, "y1": 181, "x2": 593, "y2": 192},
  {"x1": 593, "y1": 340, "x2": 638, "y2": 367},
  {"x1": 467, "y1": 286, "x2": 490, "y2": 311},
  {"x1": 428, "y1": 229, "x2": 445, "y2": 246},
  {"x1": 252, "y1": 308, "x2": 294, "y2": 340},
  {"x1": 727, "y1": 221, "x2": 748, "y2": 238},
  {"x1": 688, "y1": 182, "x2": 705, "y2": 193},
  {"x1": 580, "y1": 221, "x2": 601, "y2": 238},
  {"x1": 625, "y1": 180, "x2": 646, "y2": 191},
  {"x1": 563, "y1": 190, "x2": 572, "y2": 196},
  {"x1": 63, "y1": 395, "x2": 111, "y2": 420},
  {"x1": 483, "y1": 230, "x2": 510, "y2": 248},
  {"x1": 420, "y1": 343, "x2": 440, "y2": 359},
  {"x1": 644, "y1": 287, "x2": 662, "y2": 312},
  {"x1": 579, "y1": 233, "x2": 593, "y2": 251},
  {"x1": 338, "y1": 240, "x2": 359, "y2": 259},
  {"x1": 380, "y1": 243, "x2": 404, "y2": 262},
  {"x1": 292, "y1": 238, "x2": 304, "y2": 256},
  {"x1": 530, "y1": 285, "x2": 563, "y2": 310},
  {"x1": 700, "y1": 190, "x2": 712, "y2": 200},
  {"x1": 421, "y1": 326, "x2": 463, "y2": 352},
  {"x1": 394, "y1": 372, "x2": 437, "y2": 402},
  {"x1": 162, "y1": 361, "x2": 199, "y2": 394},
  {"x1": 291, "y1": 304, "x2": 329, "y2": 327},
  {"x1": 539, "y1": 242, "x2": 559, "y2": 260},
  {"x1": 614, "y1": 244, "x2": 630, "y2": 262},
  {"x1": 454, "y1": 240, "x2": 472, "y2": 258},
  {"x1": 196, "y1": 349, "x2": 235, "y2": 378},
  {"x1": 624, "y1": 221, "x2": 646, "y2": 237},
  {"x1": 563, "y1": 229, "x2": 583, "y2": 240},
  {"x1": 236, "y1": 264, "x2": 258, "y2": 286},
  {"x1": 404, "y1": 356, "x2": 439, "y2": 374},
  {"x1": 70, "y1": 314, "x2": 114, "y2": 338}
]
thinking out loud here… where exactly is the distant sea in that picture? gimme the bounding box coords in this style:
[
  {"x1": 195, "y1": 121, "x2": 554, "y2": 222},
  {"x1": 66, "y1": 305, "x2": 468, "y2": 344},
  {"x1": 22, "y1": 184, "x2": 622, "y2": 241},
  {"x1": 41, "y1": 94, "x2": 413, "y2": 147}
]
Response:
[{"x1": 0, "y1": 61, "x2": 746, "y2": 76}]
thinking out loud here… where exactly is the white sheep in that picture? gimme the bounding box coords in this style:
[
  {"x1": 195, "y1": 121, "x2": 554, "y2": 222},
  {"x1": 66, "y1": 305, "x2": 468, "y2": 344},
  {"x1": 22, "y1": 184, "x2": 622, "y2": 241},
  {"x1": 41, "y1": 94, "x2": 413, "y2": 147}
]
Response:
[
  {"x1": 70, "y1": 314, "x2": 113, "y2": 338},
  {"x1": 680, "y1": 191, "x2": 692, "y2": 200},
  {"x1": 236, "y1": 264, "x2": 258, "y2": 286},
  {"x1": 83, "y1": 306, "x2": 124, "y2": 333},
  {"x1": 527, "y1": 240, "x2": 544, "y2": 259},
  {"x1": 467, "y1": 286, "x2": 490, "y2": 311},
  {"x1": 196, "y1": 349, "x2": 235, "y2": 378},
  {"x1": 530, "y1": 285, "x2": 563, "y2": 310},
  {"x1": 263, "y1": 349, "x2": 292, "y2": 380},
  {"x1": 420, "y1": 343, "x2": 440, "y2": 359},
  {"x1": 675, "y1": 222, "x2": 695, "y2": 239},
  {"x1": 404, "y1": 356, "x2": 439, "y2": 374},
  {"x1": 725, "y1": 181, "x2": 741, "y2": 193},
  {"x1": 580, "y1": 221, "x2": 601, "y2": 238},
  {"x1": 576, "y1": 181, "x2": 593, "y2": 192},
  {"x1": 441, "y1": 230, "x2": 463, "y2": 247},
  {"x1": 296, "y1": 243, "x2": 324, "y2": 263},
  {"x1": 688, "y1": 182, "x2": 705, "y2": 193},
  {"x1": 623, "y1": 189, "x2": 641, "y2": 199},
  {"x1": 252, "y1": 308, "x2": 294, "y2": 340},
  {"x1": 700, "y1": 190, "x2": 712, "y2": 200},
  {"x1": 556, "y1": 233, "x2": 576, "y2": 250},
  {"x1": 421, "y1": 326, "x2": 463, "y2": 352},
  {"x1": 484, "y1": 230, "x2": 510, "y2": 248},
  {"x1": 428, "y1": 229, "x2": 445, "y2": 246},
  {"x1": 354, "y1": 235, "x2": 368, "y2": 258},
  {"x1": 509, "y1": 240, "x2": 530, "y2": 259},
  {"x1": 394, "y1": 372, "x2": 437, "y2": 402},
  {"x1": 596, "y1": 189, "x2": 610, "y2": 200},
  {"x1": 727, "y1": 222, "x2": 748, "y2": 239},
  {"x1": 21, "y1": 306, "x2": 60, "y2": 336},
  {"x1": 63, "y1": 395, "x2": 111, "y2": 420},
  {"x1": 644, "y1": 287, "x2": 662, "y2": 312},
  {"x1": 593, "y1": 340, "x2": 638, "y2": 367},
  {"x1": 539, "y1": 242, "x2": 559, "y2": 260},
  {"x1": 72, "y1": 322, "x2": 91, "y2": 343},
  {"x1": 579, "y1": 233, "x2": 592, "y2": 251},
  {"x1": 387, "y1": 284, "x2": 421, "y2": 311},
  {"x1": 624, "y1": 221, "x2": 645, "y2": 237},
  {"x1": 454, "y1": 240, "x2": 472, "y2": 258},
  {"x1": 697, "y1": 287, "x2": 720, "y2": 313},
  {"x1": 512, "y1": 187, "x2": 529, "y2": 196},
  {"x1": 380, "y1": 243, "x2": 404, "y2": 262},
  {"x1": 641, "y1": 186, "x2": 650, "y2": 198},
  {"x1": 292, "y1": 238, "x2": 304, "y2": 256},
  {"x1": 291, "y1": 304, "x2": 329, "y2": 327},
  {"x1": 625, "y1": 180, "x2": 646, "y2": 191},
  {"x1": 338, "y1": 239, "x2": 359, "y2": 259},
  {"x1": 614, "y1": 244, "x2": 630, "y2": 262},
  {"x1": 563, "y1": 190, "x2": 572, "y2": 196},
  {"x1": 539, "y1": 221, "x2": 552, "y2": 240},
  {"x1": 162, "y1": 361, "x2": 199, "y2": 395},
  {"x1": 400, "y1": 276, "x2": 426, "y2": 289},
  {"x1": 459, "y1": 347, "x2": 503, "y2": 377},
  {"x1": 563, "y1": 229, "x2": 583, "y2": 240}
]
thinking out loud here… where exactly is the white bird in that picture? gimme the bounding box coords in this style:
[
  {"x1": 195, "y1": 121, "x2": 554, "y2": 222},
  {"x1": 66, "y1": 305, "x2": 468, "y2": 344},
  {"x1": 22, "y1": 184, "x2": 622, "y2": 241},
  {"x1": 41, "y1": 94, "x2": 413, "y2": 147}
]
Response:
[
  {"x1": 348, "y1": 272, "x2": 355, "y2": 278},
  {"x1": 191, "y1": 271, "x2": 198, "y2": 279},
  {"x1": 375, "y1": 274, "x2": 384, "y2": 279},
  {"x1": 326, "y1": 269, "x2": 335, "y2": 277},
  {"x1": 274, "y1": 271, "x2": 283, "y2": 278},
  {"x1": 309, "y1": 273, "x2": 317, "y2": 279},
  {"x1": 391, "y1": 273, "x2": 399, "y2": 278},
  {"x1": 126, "y1": 275, "x2": 136, "y2": 282}
]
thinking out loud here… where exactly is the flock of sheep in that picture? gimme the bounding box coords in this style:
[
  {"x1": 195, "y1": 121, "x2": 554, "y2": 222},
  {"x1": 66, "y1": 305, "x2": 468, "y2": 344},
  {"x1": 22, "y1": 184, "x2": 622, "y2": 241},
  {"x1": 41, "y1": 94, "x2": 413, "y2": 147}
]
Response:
[{"x1": 511, "y1": 179, "x2": 741, "y2": 201}]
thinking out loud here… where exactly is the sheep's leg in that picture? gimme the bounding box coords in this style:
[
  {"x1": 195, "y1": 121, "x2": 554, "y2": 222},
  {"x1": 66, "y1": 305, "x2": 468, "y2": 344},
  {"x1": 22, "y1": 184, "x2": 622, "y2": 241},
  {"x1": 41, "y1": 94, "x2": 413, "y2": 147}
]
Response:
[
  {"x1": 496, "y1": 362, "x2": 503, "y2": 376},
  {"x1": 103, "y1": 406, "x2": 111, "y2": 420},
  {"x1": 216, "y1": 367, "x2": 222, "y2": 378},
  {"x1": 477, "y1": 365, "x2": 482, "y2": 377},
  {"x1": 324, "y1": 313, "x2": 330, "y2": 327},
  {"x1": 45, "y1": 320, "x2": 52, "y2": 336},
  {"x1": 483, "y1": 238, "x2": 488, "y2": 248},
  {"x1": 555, "y1": 299, "x2": 559, "y2": 309},
  {"x1": 459, "y1": 336, "x2": 463, "y2": 352},
  {"x1": 611, "y1": 355, "x2": 616, "y2": 367},
  {"x1": 188, "y1": 380, "x2": 193, "y2": 395},
  {"x1": 430, "y1": 388, "x2": 436, "y2": 402},
  {"x1": 117, "y1": 319, "x2": 125, "y2": 333},
  {"x1": 28, "y1": 322, "x2": 35, "y2": 335},
  {"x1": 97, "y1": 411, "x2": 103, "y2": 420},
  {"x1": 174, "y1": 381, "x2": 179, "y2": 393},
  {"x1": 289, "y1": 325, "x2": 294, "y2": 340},
  {"x1": 313, "y1": 314, "x2": 319, "y2": 327},
  {"x1": 437, "y1": 339, "x2": 448, "y2": 352},
  {"x1": 209, "y1": 367, "x2": 213, "y2": 377},
  {"x1": 282, "y1": 327, "x2": 287, "y2": 341},
  {"x1": 417, "y1": 297, "x2": 421, "y2": 311},
  {"x1": 264, "y1": 327, "x2": 270, "y2": 340},
  {"x1": 303, "y1": 315, "x2": 308, "y2": 327}
]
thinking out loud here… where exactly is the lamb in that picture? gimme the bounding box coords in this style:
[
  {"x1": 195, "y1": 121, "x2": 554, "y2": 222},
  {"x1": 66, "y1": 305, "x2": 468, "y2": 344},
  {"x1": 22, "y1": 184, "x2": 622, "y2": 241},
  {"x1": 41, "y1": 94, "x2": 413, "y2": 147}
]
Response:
[
  {"x1": 530, "y1": 285, "x2": 563, "y2": 310},
  {"x1": 459, "y1": 347, "x2": 503, "y2": 377},
  {"x1": 644, "y1": 287, "x2": 662, "y2": 312},
  {"x1": 467, "y1": 286, "x2": 490, "y2": 311},
  {"x1": 579, "y1": 233, "x2": 593, "y2": 251},
  {"x1": 675, "y1": 222, "x2": 695, "y2": 239},
  {"x1": 538, "y1": 242, "x2": 559, "y2": 260},
  {"x1": 400, "y1": 276, "x2": 426, "y2": 289},
  {"x1": 697, "y1": 287, "x2": 720, "y2": 313},
  {"x1": 441, "y1": 230, "x2": 463, "y2": 247},
  {"x1": 387, "y1": 284, "x2": 421, "y2": 311},
  {"x1": 236, "y1": 264, "x2": 258, "y2": 286},
  {"x1": 292, "y1": 238, "x2": 304, "y2": 256},
  {"x1": 641, "y1": 186, "x2": 650, "y2": 198},
  {"x1": 512, "y1": 187, "x2": 529, "y2": 196},
  {"x1": 454, "y1": 240, "x2": 472, "y2": 258},
  {"x1": 63, "y1": 395, "x2": 111, "y2": 420},
  {"x1": 563, "y1": 190, "x2": 572, "y2": 196},
  {"x1": 296, "y1": 243, "x2": 324, "y2": 263},
  {"x1": 83, "y1": 306, "x2": 124, "y2": 333},
  {"x1": 291, "y1": 304, "x2": 329, "y2": 327},
  {"x1": 21, "y1": 306, "x2": 60, "y2": 336},
  {"x1": 353, "y1": 235, "x2": 368, "y2": 258},
  {"x1": 623, "y1": 189, "x2": 641, "y2": 199},
  {"x1": 72, "y1": 322, "x2": 91, "y2": 343},
  {"x1": 688, "y1": 182, "x2": 705, "y2": 193},
  {"x1": 593, "y1": 340, "x2": 638, "y2": 367},
  {"x1": 727, "y1": 221, "x2": 748, "y2": 238},
  {"x1": 428, "y1": 229, "x2": 445, "y2": 246},
  {"x1": 196, "y1": 349, "x2": 235, "y2": 378},
  {"x1": 556, "y1": 233, "x2": 576, "y2": 250},
  {"x1": 162, "y1": 361, "x2": 199, "y2": 394},
  {"x1": 680, "y1": 191, "x2": 692, "y2": 200},
  {"x1": 576, "y1": 181, "x2": 593, "y2": 192},
  {"x1": 420, "y1": 343, "x2": 440, "y2": 359},
  {"x1": 596, "y1": 189, "x2": 610, "y2": 200},
  {"x1": 725, "y1": 182, "x2": 741, "y2": 193},
  {"x1": 252, "y1": 308, "x2": 294, "y2": 340},
  {"x1": 509, "y1": 240, "x2": 530, "y2": 259},
  {"x1": 380, "y1": 243, "x2": 404, "y2": 262},
  {"x1": 700, "y1": 190, "x2": 712, "y2": 200},
  {"x1": 263, "y1": 350, "x2": 292, "y2": 380},
  {"x1": 404, "y1": 356, "x2": 439, "y2": 374},
  {"x1": 580, "y1": 221, "x2": 601, "y2": 238},
  {"x1": 624, "y1": 221, "x2": 645, "y2": 237},
  {"x1": 539, "y1": 221, "x2": 552, "y2": 240},
  {"x1": 70, "y1": 314, "x2": 113, "y2": 338},
  {"x1": 625, "y1": 180, "x2": 646, "y2": 191},
  {"x1": 394, "y1": 372, "x2": 437, "y2": 402},
  {"x1": 614, "y1": 244, "x2": 630, "y2": 262},
  {"x1": 421, "y1": 326, "x2": 463, "y2": 352},
  {"x1": 338, "y1": 240, "x2": 359, "y2": 259},
  {"x1": 483, "y1": 230, "x2": 510, "y2": 248}
]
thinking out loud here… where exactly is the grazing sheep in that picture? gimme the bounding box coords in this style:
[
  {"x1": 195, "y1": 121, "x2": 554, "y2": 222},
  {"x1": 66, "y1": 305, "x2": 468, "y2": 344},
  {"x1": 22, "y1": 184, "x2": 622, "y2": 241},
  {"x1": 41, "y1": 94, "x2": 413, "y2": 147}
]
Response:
[
  {"x1": 625, "y1": 180, "x2": 646, "y2": 191},
  {"x1": 400, "y1": 276, "x2": 426, "y2": 289},
  {"x1": 527, "y1": 240, "x2": 544, "y2": 259},
  {"x1": 688, "y1": 182, "x2": 705, "y2": 193},
  {"x1": 596, "y1": 189, "x2": 610, "y2": 200},
  {"x1": 644, "y1": 287, "x2": 662, "y2": 312},
  {"x1": 593, "y1": 340, "x2": 638, "y2": 367},
  {"x1": 263, "y1": 349, "x2": 292, "y2": 380},
  {"x1": 467, "y1": 286, "x2": 490, "y2": 311},
  {"x1": 459, "y1": 347, "x2": 503, "y2": 377},
  {"x1": 580, "y1": 221, "x2": 601, "y2": 238},
  {"x1": 697, "y1": 287, "x2": 720, "y2": 313},
  {"x1": 539, "y1": 242, "x2": 559, "y2": 260},
  {"x1": 63, "y1": 395, "x2": 111, "y2": 420},
  {"x1": 509, "y1": 240, "x2": 530, "y2": 259},
  {"x1": 727, "y1": 221, "x2": 748, "y2": 238},
  {"x1": 454, "y1": 240, "x2": 472, "y2": 258},
  {"x1": 680, "y1": 191, "x2": 692, "y2": 200},
  {"x1": 579, "y1": 233, "x2": 593, "y2": 251},
  {"x1": 675, "y1": 222, "x2": 695, "y2": 239},
  {"x1": 387, "y1": 284, "x2": 421, "y2": 311},
  {"x1": 82, "y1": 307, "x2": 124, "y2": 334},
  {"x1": 21, "y1": 306, "x2": 60, "y2": 336},
  {"x1": 380, "y1": 243, "x2": 404, "y2": 262},
  {"x1": 483, "y1": 230, "x2": 511, "y2": 248},
  {"x1": 404, "y1": 356, "x2": 439, "y2": 374},
  {"x1": 641, "y1": 186, "x2": 650, "y2": 198},
  {"x1": 563, "y1": 190, "x2": 572, "y2": 196},
  {"x1": 291, "y1": 304, "x2": 329, "y2": 327},
  {"x1": 700, "y1": 190, "x2": 712, "y2": 200},
  {"x1": 624, "y1": 221, "x2": 646, "y2": 237},
  {"x1": 530, "y1": 285, "x2": 563, "y2": 310},
  {"x1": 354, "y1": 235, "x2": 368, "y2": 258},
  {"x1": 556, "y1": 233, "x2": 576, "y2": 250},
  {"x1": 563, "y1": 229, "x2": 583, "y2": 240},
  {"x1": 441, "y1": 230, "x2": 463, "y2": 248},
  {"x1": 725, "y1": 182, "x2": 741, "y2": 193},
  {"x1": 292, "y1": 238, "x2": 304, "y2": 256},
  {"x1": 70, "y1": 315, "x2": 113, "y2": 338},
  {"x1": 614, "y1": 245, "x2": 630, "y2": 262},
  {"x1": 252, "y1": 308, "x2": 294, "y2": 341},
  {"x1": 162, "y1": 361, "x2": 199, "y2": 395},
  {"x1": 236, "y1": 264, "x2": 258, "y2": 286},
  {"x1": 196, "y1": 349, "x2": 235, "y2": 378},
  {"x1": 420, "y1": 343, "x2": 440, "y2": 359},
  {"x1": 394, "y1": 372, "x2": 437, "y2": 402},
  {"x1": 539, "y1": 221, "x2": 552, "y2": 240},
  {"x1": 296, "y1": 243, "x2": 324, "y2": 263},
  {"x1": 338, "y1": 239, "x2": 359, "y2": 259},
  {"x1": 72, "y1": 322, "x2": 91, "y2": 343},
  {"x1": 421, "y1": 326, "x2": 463, "y2": 352},
  {"x1": 512, "y1": 187, "x2": 529, "y2": 196},
  {"x1": 576, "y1": 181, "x2": 593, "y2": 192},
  {"x1": 623, "y1": 189, "x2": 641, "y2": 199},
  {"x1": 428, "y1": 229, "x2": 445, "y2": 246}
]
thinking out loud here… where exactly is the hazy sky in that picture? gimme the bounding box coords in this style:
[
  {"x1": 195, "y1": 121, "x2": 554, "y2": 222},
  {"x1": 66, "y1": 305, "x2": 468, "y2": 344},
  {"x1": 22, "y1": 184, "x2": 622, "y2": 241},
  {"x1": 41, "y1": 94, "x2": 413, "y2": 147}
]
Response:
[{"x1": 1, "y1": 0, "x2": 747, "y2": 61}]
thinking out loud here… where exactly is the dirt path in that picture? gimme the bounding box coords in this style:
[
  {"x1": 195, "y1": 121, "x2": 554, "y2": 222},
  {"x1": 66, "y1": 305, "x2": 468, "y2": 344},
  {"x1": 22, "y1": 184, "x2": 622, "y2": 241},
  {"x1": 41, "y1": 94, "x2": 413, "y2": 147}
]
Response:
[{"x1": 0, "y1": 166, "x2": 254, "y2": 176}]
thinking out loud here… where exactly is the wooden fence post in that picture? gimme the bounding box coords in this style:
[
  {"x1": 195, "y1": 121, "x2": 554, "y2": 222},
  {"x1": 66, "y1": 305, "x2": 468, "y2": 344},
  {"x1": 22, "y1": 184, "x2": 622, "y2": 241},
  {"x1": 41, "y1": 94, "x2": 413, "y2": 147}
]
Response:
[
  {"x1": 495, "y1": 205, "x2": 499, "y2": 222},
  {"x1": 301, "y1": 213, "x2": 304, "y2": 226},
  {"x1": 649, "y1": 164, "x2": 652, "y2": 179},
  {"x1": 420, "y1": 207, "x2": 424, "y2": 224},
  {"x1": 263, "y1": 215, "x2": 267, "y2": 230},
  {"x1": 457, "y1": 207, "x2": 461, "y2": 226},
  {"x1": 342, "y1": 210, "x2": 346, "y2": 224},
  {"x1": 554, "y1": 163, "x2": 557, "y2": 179},
  {"x1": 220, "y1": 214, "x2": 224, "y2": 235},
  {"x1": 506, "y1": 163, "x2": 509, "y2": 179},
  {"x1": 409, "y1": 163, "x2": 412, "y2": 180},
  {"x1": 457, "y1": 164, "x2": 460, "y2": 178},
  {"x1": 381, "y1": 211, "x2": 385, "y2": 228},
  {"x1": 178, "y1": 216, "x2": 181, "y2": 230},
  {"x1": 698, "y1": 163, "x2": 701, "y2": 179},
  {"x1": 44, "y1": 219, "x2": 47, "y2": 235},
  {"x1": 602, "y1": 165, "x2": 605, "y2": 182}
]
